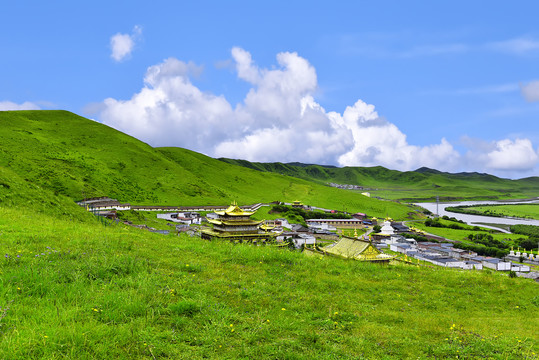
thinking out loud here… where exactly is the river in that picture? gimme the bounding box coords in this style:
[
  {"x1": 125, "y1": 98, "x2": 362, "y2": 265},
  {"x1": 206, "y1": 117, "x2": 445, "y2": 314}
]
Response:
[{"x1": 413, "y1": 199, "x2": 539, "y2": 231}]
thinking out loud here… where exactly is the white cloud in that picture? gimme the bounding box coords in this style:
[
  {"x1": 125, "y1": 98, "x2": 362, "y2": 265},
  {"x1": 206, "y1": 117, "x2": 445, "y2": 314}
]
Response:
[
  {"x1": 462, "y1": 137, "x2": 539, "y2": 174},
  {"x1": 94, "y1": 48, "x2": 539, "y2": 177},
  {"x1": 335, "y1": 100, "x2": 459, "y2": 170},
  {"x1": 520, "y1": 80, "x2": 539, "y2": 102},
  {"x1": 110, "y1": 25, "x2": 142, "y2": 62},
  {"x1": 399, "y1": 43, "x2": 468, "y2": 58},
  {"x1": 99, "y1": 57, "x2": 232, "y2": 150},
  {"x1": 0, "y1": 101, "x2": 40, "y2": 111},
  {"x1": 455, "y1": 83, "x2": 519, "y2": 95},
  {"x1": 486, "y1": 139, "x2": 539, "y2": 171},
  {"x1": 487, "y1": 37, "x2": 539, "y2": 55}
]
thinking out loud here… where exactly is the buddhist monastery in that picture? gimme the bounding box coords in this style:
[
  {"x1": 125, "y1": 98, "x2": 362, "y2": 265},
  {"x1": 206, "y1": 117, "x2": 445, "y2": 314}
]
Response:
[
  {"x1": 320, "y1": 230, "x2": 395, "y2": 262},
  {"x1": 201, "y1": 202, "x2": 275, "y2": 243}
]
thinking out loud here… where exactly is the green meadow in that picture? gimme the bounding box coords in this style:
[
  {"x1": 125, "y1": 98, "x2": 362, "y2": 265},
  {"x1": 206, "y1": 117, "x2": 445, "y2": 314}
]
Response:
[
  {"x1": 0, "y1": 207, "x2": 538, "y2": 359},
  {"x1": 448, "y1": 204, "x2": 539, "y2": 220}
]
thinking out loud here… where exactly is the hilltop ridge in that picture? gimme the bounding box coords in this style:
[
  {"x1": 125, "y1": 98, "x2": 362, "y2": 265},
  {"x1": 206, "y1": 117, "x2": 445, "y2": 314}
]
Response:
[{"x1": 219, "y1": 159, "x2": 539, "y2": 201}]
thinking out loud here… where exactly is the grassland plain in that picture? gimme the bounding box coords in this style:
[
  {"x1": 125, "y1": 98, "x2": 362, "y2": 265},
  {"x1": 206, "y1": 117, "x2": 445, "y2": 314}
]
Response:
[
  {"x1": 0, "y1": 208, "x2": 536, "y2": 359},
  {"x1": 449, "y1": 204, "x2": 539, "y2": 220},
  {"x1": 0, "y1": 110, "x2": 416, "y2": 220},
  {"x1": 219, "y1": 159, "x2": 539, "y2": 202}
]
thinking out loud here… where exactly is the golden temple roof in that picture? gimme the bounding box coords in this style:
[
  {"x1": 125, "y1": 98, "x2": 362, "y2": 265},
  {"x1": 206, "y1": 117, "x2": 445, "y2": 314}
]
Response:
[
  {"x1": 215, "y1": 202, "x2": 256, "y2": 217},
  {"x1": 207, "y1": 218, "x2": 263, "y2": 226},
  {"x1": 259, "y1": 223, "x2": 276, "y2": 231},
  {"x1": 322, "y1": 236, "x2": 394, "y2": 262},
  {"x1": 201, "y1": 228, "x2": 272, "y2": 239}
]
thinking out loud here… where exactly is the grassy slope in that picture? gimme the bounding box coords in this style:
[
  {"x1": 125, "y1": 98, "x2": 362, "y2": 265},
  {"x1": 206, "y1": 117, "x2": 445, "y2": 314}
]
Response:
[
  {"x1": 0, "y1": 207, "x2": 537, "y2": 359},
  {"x1": 158, "y1": 147, "x2": 417, "y2": 219},
  {"x1": 219, "y1": 160, "x2": 539, "y2": 201},
  {"x1": 0, "y1": 110, "x2": 415, "y2": 219},
  {"x1": 0, "y1": 110, "x2": 201, "y2": 205}
]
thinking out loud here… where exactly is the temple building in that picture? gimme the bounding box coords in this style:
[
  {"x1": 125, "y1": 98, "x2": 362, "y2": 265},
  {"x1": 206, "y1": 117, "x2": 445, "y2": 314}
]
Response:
[
  {"x1": 201, "y1": 202, "x2": 275, "y2": 243},
  {"x1": 319, "y1": 230, "x2": 395, "y2": 262}
]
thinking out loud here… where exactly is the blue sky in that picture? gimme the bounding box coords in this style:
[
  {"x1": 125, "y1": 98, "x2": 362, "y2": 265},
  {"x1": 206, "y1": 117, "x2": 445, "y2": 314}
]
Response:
[{"x1": 2, "y1": 1, "x2": 539, "y2": 178}]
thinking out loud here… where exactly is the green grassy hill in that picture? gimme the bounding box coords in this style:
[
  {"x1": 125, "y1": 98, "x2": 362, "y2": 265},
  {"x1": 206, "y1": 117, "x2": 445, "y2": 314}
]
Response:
[
  {"x1": 0, "y1": 110, "x2": 416, "y2": 219},
  {"x1": 0, "y1": 207, "x2": 537, "y2": 359},
  {"x1": 219, "y1": 159, "x2": 539, "y2": 201}
]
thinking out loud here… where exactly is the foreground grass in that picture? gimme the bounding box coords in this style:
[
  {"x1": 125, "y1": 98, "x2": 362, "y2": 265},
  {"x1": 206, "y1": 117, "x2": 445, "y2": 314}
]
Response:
[{"x1": 0, "y1": 207, "x2": 538, "y2": 359}]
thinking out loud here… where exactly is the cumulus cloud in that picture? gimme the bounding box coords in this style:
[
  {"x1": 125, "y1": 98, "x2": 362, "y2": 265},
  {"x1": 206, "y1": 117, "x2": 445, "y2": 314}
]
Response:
[
  {"x1": 110, "y1": 25, "x2": 142, "y2": 62},
  {"x1": 94, "y1": 47, "x2": 538, "y2": 176},
  {"x1": 334, "y1": 100, "x2": 459, "y2": 170},
  {"x1": 461, "y1": 137, "x2": 539, "y2": 174},
  {"x1": 99, "y1": 57, "x2": 232, "y2": 150},
  {"x1": 520, "y1": 80, "x2": 539, "y2": 102},
  {"x1": 486, "y1": 139, "x2": 539, "y2": 171},
  {"x1": 0, "y1": 101, "x2": 40, "y2": 111}
]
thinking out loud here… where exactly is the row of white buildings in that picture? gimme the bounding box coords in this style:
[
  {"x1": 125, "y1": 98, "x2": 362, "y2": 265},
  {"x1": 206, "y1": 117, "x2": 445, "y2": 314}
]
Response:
[{"x1": 382, "y1": 236, "x2": 531, "y2": 272}]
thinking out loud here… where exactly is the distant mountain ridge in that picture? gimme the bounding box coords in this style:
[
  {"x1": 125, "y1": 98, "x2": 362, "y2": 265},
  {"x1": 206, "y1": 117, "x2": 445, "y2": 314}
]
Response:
[{"x1": 218, "y1": 159, "x2": 539, "y2": 201}]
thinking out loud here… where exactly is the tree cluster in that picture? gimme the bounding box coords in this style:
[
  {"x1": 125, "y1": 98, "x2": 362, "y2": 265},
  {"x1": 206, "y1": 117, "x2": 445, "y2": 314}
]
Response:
[
  {"x1": 466, "y1": 233, "x2": 509, "y2": 249},
  {"x1": 510, "y1": 225, "x2": 539, "y2": 251},
  {"x1": 424, "y1": 217, "x2": 468, "y2": 230},
  {"x1": 454, "y1": 242, "x2": 508, "y2": 258}
]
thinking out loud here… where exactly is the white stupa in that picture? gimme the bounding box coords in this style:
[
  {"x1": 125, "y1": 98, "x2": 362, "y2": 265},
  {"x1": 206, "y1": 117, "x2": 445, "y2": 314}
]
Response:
[{"x1": 379, "y1": 219, "x2": 395, "y2": 236}]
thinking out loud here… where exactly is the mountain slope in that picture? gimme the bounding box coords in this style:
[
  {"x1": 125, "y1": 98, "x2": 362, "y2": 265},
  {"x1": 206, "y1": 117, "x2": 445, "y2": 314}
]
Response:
[{"x1": 0, "y1": 110, "x2": 416, "y2": 219}]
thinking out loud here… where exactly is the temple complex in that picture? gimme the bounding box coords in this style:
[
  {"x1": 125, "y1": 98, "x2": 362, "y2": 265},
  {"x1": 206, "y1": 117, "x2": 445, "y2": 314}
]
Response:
[{"x1": 201, "y1": 202, "x2": 275, "y2": 243}]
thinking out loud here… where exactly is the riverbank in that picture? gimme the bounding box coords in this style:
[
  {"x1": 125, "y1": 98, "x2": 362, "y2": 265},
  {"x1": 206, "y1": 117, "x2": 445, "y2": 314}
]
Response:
[
  {"x1": 414, "y1": 199, "x2": 539, "y2": 228},
  {"x1": 446, "y1": 203, "x2": 539, "y2": 221}
]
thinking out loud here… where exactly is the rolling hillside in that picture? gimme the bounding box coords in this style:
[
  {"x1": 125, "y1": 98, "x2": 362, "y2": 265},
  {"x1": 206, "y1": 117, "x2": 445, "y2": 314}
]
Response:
[
  {"x1": 219, "y1": 159, "x2": 539, "y2": 201},
  {"x1": 0, "y1": 110, "x2": 417, "y2": 219},
  {"x1": 1, "y1": 110, "x2": 538, "y2": 358}
]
